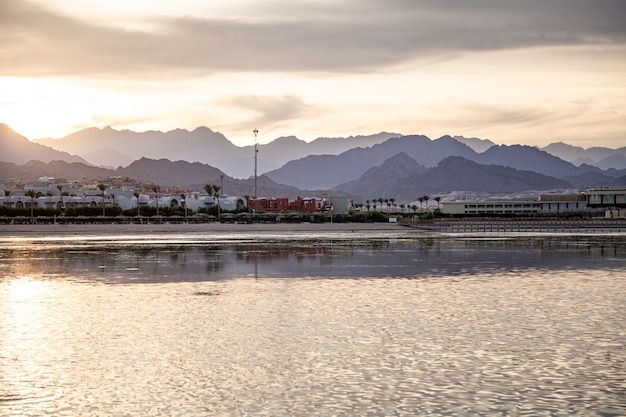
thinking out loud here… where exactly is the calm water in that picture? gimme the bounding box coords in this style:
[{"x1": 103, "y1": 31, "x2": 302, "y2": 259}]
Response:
[{"x1": 1, "y1": 234, "x2": 625, "y2": 416}]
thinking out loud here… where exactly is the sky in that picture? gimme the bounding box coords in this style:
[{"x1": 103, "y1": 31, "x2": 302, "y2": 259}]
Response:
[{"x1": 1, "y1": 0, "x2": 625, "y2": 148}]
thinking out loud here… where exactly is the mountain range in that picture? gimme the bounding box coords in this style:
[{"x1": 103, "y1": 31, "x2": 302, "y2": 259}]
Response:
[
  {"x1": 1, "y1": 123, "x2": 625, "y2": 204},
  {"x1": 31, "y1": 125, "x2": 400, "y2": 178}
]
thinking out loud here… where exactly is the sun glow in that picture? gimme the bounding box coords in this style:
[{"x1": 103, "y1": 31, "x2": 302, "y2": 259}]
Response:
[
  {"x1": 0, "y1": 77, "x2": 97, "y2": 139},
  {"x1": 8, "y1": 276, "x2": 45, "y2": 300}
]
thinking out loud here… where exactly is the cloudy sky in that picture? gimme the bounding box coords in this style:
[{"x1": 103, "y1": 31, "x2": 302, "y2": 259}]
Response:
[{"x1": 1, "y1": 0, "x2": 625, "y2": 147}]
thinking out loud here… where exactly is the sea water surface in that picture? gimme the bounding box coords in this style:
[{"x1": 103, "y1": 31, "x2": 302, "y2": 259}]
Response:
[{"x1": 1, "y1": 232, "x2": 625, "y2": 416}]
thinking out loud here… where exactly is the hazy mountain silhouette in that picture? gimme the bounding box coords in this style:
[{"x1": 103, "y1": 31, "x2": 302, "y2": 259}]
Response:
[
  {"x1": 239, "y1": 132, "x2": 400, "y2": 174},
  {"x1": 264, "y1": 136, "x2": 617, "y2": 190},
  {"x1": 264, "y1": 135, "x2": 477, "y2": 189},
  {"x1": 596, "y1": 154, "x2": 626, "y2": 171},
  {"x1": 116, "y1": 157, "x2": 228, "y2": 187},
  {"x1": 334, "y1": 155, "x2": 573, "y2": 203},
  {"x1": 3, "y1": 123, "x2": 625, "y2": 204},
  {"x1": 541, "y1": 142, "x2": 626, "y2": 170},
  {"x1": 0, "y1": 123, "x2": 87, "y2": 165},
  {"x1": 19, "y1": 123, "x2": 626, "y2": 180},
  {"x1": 419, "y1": 156, "x2": 573, "y2": 193},
  {"x1": 474, "y1": 145, "x2": 599, "y2": 179},
  {"x1": 332, "y1": 152, "x2": 428, "y2": 202},
  {"x1": 33, "y1": 126, "x2": 398, "y2": 178},
  {"x1": 562, "y1": 171, "x2": 626, "y2": 189},
  {"x1": 0, "y1": 157, "x2": 316, "y2": 200},
  {"x1": 0, "y1": 160, "x2": 110, "y2": 182},
  {"x1": 34, "y1": 126, "x2": 243, "y2": 172},
  {"x1": 453, "y1": 136, "x2": 496, "y2": 153}
]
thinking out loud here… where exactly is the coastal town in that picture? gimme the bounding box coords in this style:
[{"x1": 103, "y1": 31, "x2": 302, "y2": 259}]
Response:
[{"x1": 1, "y1": 174, "x2": 625, "y2": 224}]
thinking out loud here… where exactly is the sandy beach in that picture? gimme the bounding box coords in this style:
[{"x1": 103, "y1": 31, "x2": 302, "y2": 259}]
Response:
[
  {"x1": 2, "y1": 219, "x2": 625, "y2": 243},
  {"x1": 0, "y1": 221, "x2": 408, "y2": 238}
]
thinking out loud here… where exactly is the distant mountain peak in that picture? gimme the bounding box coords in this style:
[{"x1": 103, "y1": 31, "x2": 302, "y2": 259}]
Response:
[
  {"x1": 453, "y1": 135, "x2": 496, "y2": 153},
  {"x1": 271, "y1": 135, "x2": 305, "y2": 144}
]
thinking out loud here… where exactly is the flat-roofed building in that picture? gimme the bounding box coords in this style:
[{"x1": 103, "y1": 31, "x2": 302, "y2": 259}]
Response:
[
  {"x1": 443, "y1": 200, "x2": 542, "y2": 215},
  {"x1": 586, "y1": 188, "x2": 626, "y2": 209},
  {"x1": 442, "y1": 193, "x2": 590, "y2": 216}
]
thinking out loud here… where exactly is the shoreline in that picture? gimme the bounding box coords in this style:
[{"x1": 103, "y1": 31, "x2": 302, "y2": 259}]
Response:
[
  {"x1": 1, "y1": 220, "x2": 624, "y2": 242},
  {"x1": 0, "y1": 222, "x2": 406, "y2": 236}
]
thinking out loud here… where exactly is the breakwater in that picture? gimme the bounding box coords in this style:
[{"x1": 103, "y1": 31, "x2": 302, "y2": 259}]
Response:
[{"x1": 409, "y1": 218, "x2": 626, "y2": 235}]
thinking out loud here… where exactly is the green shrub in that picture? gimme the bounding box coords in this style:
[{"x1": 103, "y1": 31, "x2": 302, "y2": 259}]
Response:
[{"x1": 419, "y1": 211, "x2": 434, "y2": 220}]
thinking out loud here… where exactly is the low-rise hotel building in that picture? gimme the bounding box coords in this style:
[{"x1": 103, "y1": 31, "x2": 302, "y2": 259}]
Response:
[{"x1": 442, "y1": 193, "x2": 590, "y2": 216}]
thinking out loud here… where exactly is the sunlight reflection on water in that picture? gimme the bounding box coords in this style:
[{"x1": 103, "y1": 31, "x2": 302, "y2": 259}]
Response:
[{"x1": 1, "y1": 236, "x2": 625, "y2": 416}]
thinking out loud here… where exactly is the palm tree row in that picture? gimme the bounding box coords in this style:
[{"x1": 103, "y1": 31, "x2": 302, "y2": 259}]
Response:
[{"x1": 358, "y1": 196, "x2": 442, "y2": 214}]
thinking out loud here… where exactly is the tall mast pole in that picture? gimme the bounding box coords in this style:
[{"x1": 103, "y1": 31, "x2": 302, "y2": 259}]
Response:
[{"x1": 253, "y1": 129, "x2": 258, "y2": 198}]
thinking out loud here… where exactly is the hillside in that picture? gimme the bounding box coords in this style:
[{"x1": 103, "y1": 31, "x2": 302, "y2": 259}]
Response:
[
  {"x1": 33, "y1": 127, "x2": 398, "y2": 178},
  {"x1": 333, "y1": 152, "x2": 428, "y2": 202},
  {"x1": 264, "y1": 135, "x2": 477, "y2": 189},
  {"x1": 2, "y1": 123, "x2": 624, "y2": 204},
  {"x1": 453, "y1": 136, "x2": 496, "y2": 153},
  {"x1": 475, "y1": 145, "x2": 596, "y2": 179},
  {"x1": 0, "y1": 123, "x2": 87, "y2": 165},
  {"x1": 334, "y1": 156, "x2": 574, "y2": 203},
  {"x1": 541, "y1": 142, "x2": 626, "y2": 170},
  {"x1": 0, "y1": 158, "x2": 317, "y2": 200},
  {"x1": 0, "y1": 160, "x2": 112, "y2": 182},
  {"x1": 35, "y1": 126, "x2": 242, "y2": 172}
]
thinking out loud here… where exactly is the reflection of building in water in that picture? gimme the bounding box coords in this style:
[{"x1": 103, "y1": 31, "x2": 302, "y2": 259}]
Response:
[
  {"x1": 3, "y1": 239, "x2": 624, "y2": 285},
  {"x1": 242, "y1": 246, "x2": 330, "y2": 262}
]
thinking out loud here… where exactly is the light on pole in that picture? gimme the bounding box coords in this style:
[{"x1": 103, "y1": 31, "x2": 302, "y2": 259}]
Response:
[{"x1": 253, "y1": 129, "x2": 258, "y2": 198}]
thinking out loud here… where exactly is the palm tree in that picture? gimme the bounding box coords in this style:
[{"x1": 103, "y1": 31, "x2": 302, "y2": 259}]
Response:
[
  {"x1": 151, "y1": 185, "x2": 160, "y2": 216},
  {"x1": 212, "y1": 184, "x2": 221, "y2": 218},
  {"x1": 384, "y1": 198, "x2": 390, "y2": 213},
  {"x1": 365, "y1": 200, "x2": 370, "y2": 212},
  {"x1": 399, "y1": 204, "x2": 405, "y2": 213},
  {"x1": 377, "y1": 198, "x2": 383, "y2": 211},
  {"x1": 180, "y1": 193, "x2": 187, "y2": 217},
  {"x1": 411, "y1": 204, "x2": 418, "y2": 213},
  {"x1": 418, "y1": 196, "x2": 424, "y2": 211},
  {"x1": 434, "y1": 196, "x2": 441, "y2": 211},
  {"x1": 56, "y1": 184, "x2": 65, "y2": 213},
  {"x1": 204, "y1": 184, "x2": 215, "y2": 215},
  {"x1": 390, "y1": 198, "x2": 396, "y2": 213},
  {"x1": 423, "y1": 195, "x2": 430, "y2": 211},
  {"x1": 97, "y1": 183, "x2": 107, "y2": 216},
  {"x1": 134, "y1": 192, "x2": 141, "y2": 216},
  {"x1": 26, "y1": 189, "x2": 37, "y2": 221}
]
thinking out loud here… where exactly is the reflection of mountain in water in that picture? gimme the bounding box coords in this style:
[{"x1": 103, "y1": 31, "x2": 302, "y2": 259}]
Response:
[{"x1": 1, "y1": 238, "x2": 624, "y2": 284}]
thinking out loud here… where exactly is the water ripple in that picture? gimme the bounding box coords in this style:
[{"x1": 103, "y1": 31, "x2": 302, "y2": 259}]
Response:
[{"x1": 1, "y1": 240, "x2": 625, "y2": 416}]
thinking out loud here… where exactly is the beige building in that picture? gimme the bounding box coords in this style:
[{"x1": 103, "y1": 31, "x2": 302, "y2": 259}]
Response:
[{"x1": 442, "y1": 193, "x2": 588, "y2": 216}]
